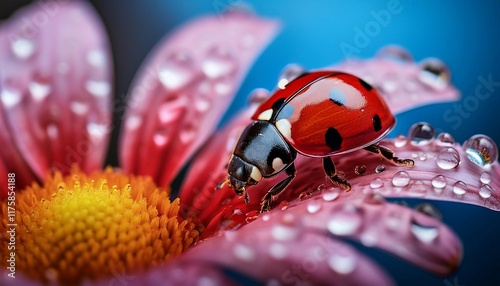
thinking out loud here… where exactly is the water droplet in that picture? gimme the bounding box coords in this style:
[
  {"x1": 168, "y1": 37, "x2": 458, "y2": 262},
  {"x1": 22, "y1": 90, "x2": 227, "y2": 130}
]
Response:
[
  {"x1": 322, "y1": 189, "x2": 340, "y2": 201},
  {"x1": 202, "y1": 46, "x2": 236, "y2": 79},
  {"x1": 436, "y1": 147, "x2": 460, "y2": 170},
  {"x1": 306, "y1": 200, "x2": 322, "y2": 213},
  {"x1": 355, "y1": 165, "x2": 366, "y2": 175},
  {"x1": 479, "y1": 184, "x2": 492, "y2": 199},
  {"x1": 70, "y1": 101, "x2": 89, "y2": 115},
  {"x1": 419, "y1": 152, "x2": 427, "y2": 161},
  {"x1": 233, "y1": 243, "x2": 255, "y2": 262},
  {"x1": 463, "y1": 134, "x2": 498, "y2": 167},
  {"x1": 0, "y1": 87, "x2": 22, "y2": 108},
  {"x1": 194, "y1": 98, "x2": 211, "y2": 112},
  {"x1": 261, "y1": 214, "x2": 270, "y2": 222},
  {"x1": 375, "y1": 165, "x2": 386, "y2": 173},
  {"x1": 394, "y1": 134, "x2": 407, "y2": 148},
  {"x1": 271, "y1": 224, "x2": 298, "y2": 241},
  {"x1": 278, "y1": 201, "x2": 289, "y2": 210},
  {"x1": 408, "y1": 122, "x2": 435, "y2": 145},
  {"x1": 158, "y1": 52, "x2": 194, "y2": 90},
  {"x1": 431, "y1": 175, "x2": 447, "y2": 189},
  {"x1": 414, "y1": 203, "x2": 442, "y2": 220},
  {"x1": 381, "y1": 80, "x2": 398, "y2": 94},
  {"x1": 392, "y1": 171, "x2": 410, "y2": 187},
  {"x1": 87, "y1": 49, "x2": 106, "y2": 67},
  {"x1": 370, "y1": 178, "x2": 383, "y2": 189},
  {"x1": 480, "y1": 172, "x2": 491, "y2": 184},
  {"x1": 29, "y1": 80, "x2": 51, "y2": 102},
  {"x1": 46, "y1": 124, "x2": 58, "y2": 140},
  {"x1": 153, "y1": 130, "x2": 169, "y2": 147},
  {"x1": 452, "y1": 181, "x2": 467, "y2": 196},
  {"x1": 418, "y1": 58, "x2": 450, "y2": 90},
  {"x1": 436, "y1": 133, "x2": 455, "y2": 146},
  {"x1": 328, "y1": 252, "x2": 356, "y2": 274},
  {"x1": 85, "y1": 80, "x2": 111, "y2": 98},
  {"x1": 269, "y1": 243, "x2": 288, "y2": 260},
  {"x1": 11, "y1": 38, "x2": 35, "y2": 59},
  {"x1": 327, "y1": 205, "x2": 361, "y2": 235},
  {"x1": 125, "y1": 115, "x2": 142, "y2": 130},
  {"x1": 360, "y1": 230, "x2": 378, "y2": 246},
  {"x1": 410, "y1": 221, "x2": 439, "y2": 243},
  {"x1": 277, "y1": 64, "x2": 305, "y2": 89},
  {"x1": 87, "y1": 122, "x2": 109, "y2": 143},
  {"x1": 247, "y1": 88, "x2": 270, "y2": 106}
]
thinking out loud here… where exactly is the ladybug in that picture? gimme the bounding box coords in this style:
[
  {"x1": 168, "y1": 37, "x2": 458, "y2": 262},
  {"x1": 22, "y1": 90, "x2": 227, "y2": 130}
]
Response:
[{"x1": 220, "y1": 71, "x2": 414, "y2": 212}]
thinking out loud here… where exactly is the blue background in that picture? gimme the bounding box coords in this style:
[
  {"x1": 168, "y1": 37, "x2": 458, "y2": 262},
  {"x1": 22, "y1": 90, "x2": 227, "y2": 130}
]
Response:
[{"x1": 2, "y1": 1, "x2": 500, "y2": 285}]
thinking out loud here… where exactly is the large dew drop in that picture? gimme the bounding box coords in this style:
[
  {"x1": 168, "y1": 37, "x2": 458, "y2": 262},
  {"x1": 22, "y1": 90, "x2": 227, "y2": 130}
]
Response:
[
  {"x1": 408, "y1": 122, "x2": 436, "y2": 145},
  {"x1": 436, "y1": 147, "x2": 460, "y2": 170},
  {"x1": 479, "y1": 184, "x2": 492, "y2": 199},
  {"x1": 452, "y1": 181, "x2": 467, "y2": 196},
  {"x1": 328, "y1": 252, "x2": 357, "y2": 275},
  {"x1": 431, "y1": 175, "x2": 447, "y2": 189},
  {"x1": 410, "y1": 221, "x2": 439, "y2": 243},
  {"x1": 463, "y1": 135, "x2": 498, "y2": 167}
]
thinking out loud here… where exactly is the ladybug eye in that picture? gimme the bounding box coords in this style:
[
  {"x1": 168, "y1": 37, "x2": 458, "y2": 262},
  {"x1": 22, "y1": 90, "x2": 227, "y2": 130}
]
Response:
[
  {"x1": 418, "y1": 58, "x2": 450, "y2": 90},
  {"x1": 277, "y1": 64, "x2": 306, "y2": 89},
  {"x1": 376, "y1": 45, "x2": 413, "y2": 63}
]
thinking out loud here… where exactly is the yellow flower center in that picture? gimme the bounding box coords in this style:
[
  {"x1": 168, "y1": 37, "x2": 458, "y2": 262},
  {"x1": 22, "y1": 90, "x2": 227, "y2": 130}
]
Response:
[{"x1": 1, "y1": 168, "x2": 199, "y2": 285}]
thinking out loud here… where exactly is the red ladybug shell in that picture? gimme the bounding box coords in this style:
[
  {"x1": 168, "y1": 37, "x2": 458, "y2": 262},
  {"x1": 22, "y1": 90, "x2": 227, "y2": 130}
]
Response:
[{"x1": 252, "y1": 71, "x2": 395, "y2": 157}]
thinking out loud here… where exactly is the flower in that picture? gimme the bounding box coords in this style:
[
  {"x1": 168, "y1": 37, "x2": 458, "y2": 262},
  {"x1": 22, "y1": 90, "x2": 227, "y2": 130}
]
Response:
[{"x1": 1, "y1": 1, "x2": 499, "y2": 286}]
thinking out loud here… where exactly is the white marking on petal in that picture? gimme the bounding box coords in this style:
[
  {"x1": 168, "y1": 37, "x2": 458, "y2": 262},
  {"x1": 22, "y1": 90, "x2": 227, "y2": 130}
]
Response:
[
  {"x1": 257, "y1": 109, "x2": 273, "y2": 121},
  {"x1": 250, "y1": 166, "x2": 262, "y2": 181},
  {"x1": 272, "y1": 157, "x2": 284, "y2": 172},
  {"x1": 276, "y1": 118, "x2": 292, "y2": 139}
]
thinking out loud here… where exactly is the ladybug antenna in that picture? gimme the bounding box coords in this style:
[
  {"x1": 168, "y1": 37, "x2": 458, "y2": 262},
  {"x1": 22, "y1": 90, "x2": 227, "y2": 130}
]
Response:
[{"x1": 216, "y1": 178, "x2": 230, "y2": 190}]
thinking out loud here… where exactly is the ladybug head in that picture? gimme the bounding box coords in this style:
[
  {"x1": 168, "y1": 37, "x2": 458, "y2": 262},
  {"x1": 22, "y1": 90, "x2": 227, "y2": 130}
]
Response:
[{"x1": 225, "y1": 155, "x2": 261, "y2": 192}]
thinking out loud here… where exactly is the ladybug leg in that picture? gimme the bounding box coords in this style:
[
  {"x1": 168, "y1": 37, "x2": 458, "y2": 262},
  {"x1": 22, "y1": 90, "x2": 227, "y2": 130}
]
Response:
[
  {"x1": 364, "y1": 144, "x2": 414, "y2": 167},
  {"x1": 234, "y1": 188, "x2": 250, "y2": 204},
  {"x1": 323, "y1": 157, "x2": 351, "y2": 191},
  {"x1": 260, "y1": 164, "x2": 297, "y2": 213}
]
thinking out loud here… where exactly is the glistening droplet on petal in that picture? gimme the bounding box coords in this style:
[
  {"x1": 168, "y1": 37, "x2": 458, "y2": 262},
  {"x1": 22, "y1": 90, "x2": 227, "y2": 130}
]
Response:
[
  {"x1": 355, "y1": 165, "x2": 366, "y2": 175},
  {"x1": 463, "y1": 134, "x2": 498, "y2": 167},
  {"x1": 394, "y1": 134, "x2": 407, "y2": 148},
  {"x1": 410, "y1": 221, "x2": 440, "y2": 243},
  {"x1": 392, "y1": 171, "x2": 410, "y2": 187},
  {"x1": 370, "y1": 178, "x2": 384, "y2": 189},
  {"x1": 409, "y1": 122, "x2": 436, "y2": 145},
  {"x1": 158, "y1": 52, "x2": 194, "y2": 90},
  {"x1": 202, "y1": 46, "x2": 236, "y2": 79},
  {"x1": 11, "y1": 38, "x2": 35, "y2": 59},
  {"x1": 327, "y1": 205, "x2": 362, "y2": 236},
  {"x1": 431, "y1": 175, "x2": 447, "y2": 189},
  {"x1": 436, "y1": 132, "x2": 455, "y2": 146},
  {"x1": 328, "y1": 252, "x2": 357, "y2": 275},
  {"x1": 480, "y1": 172, "x2": 491, "y2": 184},
  {"x1": 375, "y1": 165, "x2": 386, "y2": 173},
  {"x1": 436, "y1": 147, "x2": 460, "y2": 170},
  {"x1": 479, "y1": 184, "x2": 492, "y2": 199},
  {"x1": 452, "y1": 181, "x2": 467, "y2": 196}
]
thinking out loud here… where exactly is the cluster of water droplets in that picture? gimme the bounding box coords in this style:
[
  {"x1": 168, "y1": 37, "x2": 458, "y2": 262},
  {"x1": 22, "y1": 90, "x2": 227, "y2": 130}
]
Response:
[{"x1": 354, "y1": 122, "x2": 498, "y2": 208}]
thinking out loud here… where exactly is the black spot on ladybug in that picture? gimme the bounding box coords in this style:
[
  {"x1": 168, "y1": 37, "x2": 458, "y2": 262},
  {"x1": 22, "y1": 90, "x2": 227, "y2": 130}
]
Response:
[
  {"x1": 373, "y1": 114, "x2": 382, "y2": 132},
  {"x1": 359, "y1": 78, "x2": 373, "y2": 91},
  {"x1": 325, "y1": 127, "x2": 343, "y2": 151}
]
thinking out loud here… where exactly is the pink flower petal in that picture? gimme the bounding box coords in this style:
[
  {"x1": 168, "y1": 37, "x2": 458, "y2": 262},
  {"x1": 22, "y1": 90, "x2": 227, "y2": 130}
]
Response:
[
  {"x1": 334, "y1": 46, "x2": 460, "y2": 114},
  {"x1": 0, "y1": 1, "x2": 113, "y2": 195},
  {"x1": 119, "y1": 11, "x2": 279, "y2": 187}
]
